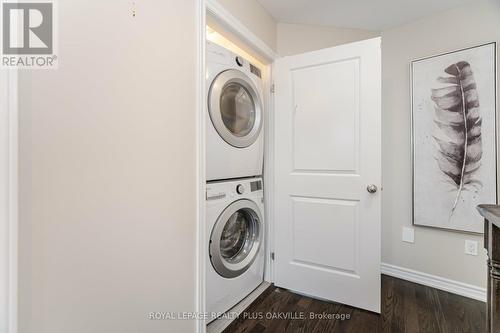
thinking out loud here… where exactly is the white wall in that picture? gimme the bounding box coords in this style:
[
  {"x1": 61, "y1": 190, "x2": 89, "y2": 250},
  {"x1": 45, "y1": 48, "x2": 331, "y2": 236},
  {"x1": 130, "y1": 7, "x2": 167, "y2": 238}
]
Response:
[
  {"x1": 382, "y1": 0, "x2": 500, "y2": 288},
  {"x1": 277, "y1": 22, "x2": 379, "y2": 56},
  {"x1": 215, "y1": 0, "x2": 277, "y2": 51},
  {"x1": 273, "y1": 0, "x2": 495, "y2": 292},
  {"x1": 18, "y1": 1, "x2": 199, "y2": 332},
  {"x1": 211, "y1": 2, "x2": 379, "y2": 57}
]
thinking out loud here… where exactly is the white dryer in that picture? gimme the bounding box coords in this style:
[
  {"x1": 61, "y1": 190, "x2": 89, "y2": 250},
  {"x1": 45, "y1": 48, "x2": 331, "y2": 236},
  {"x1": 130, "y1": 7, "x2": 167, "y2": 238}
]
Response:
[
  {"x1": 206, "y1": 41, "x2": 264, "y2": 181},
  {"x1": 206, "y1": 177, "x2": 264, "y2": 321}
]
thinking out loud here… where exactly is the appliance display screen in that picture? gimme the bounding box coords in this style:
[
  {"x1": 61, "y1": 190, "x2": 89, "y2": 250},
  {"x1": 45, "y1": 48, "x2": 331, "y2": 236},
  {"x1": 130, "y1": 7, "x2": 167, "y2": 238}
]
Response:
[
  {"x1": 250, "y1": 64, "x2": 261, "y2": 78},
  {"x1": 250, "y1": 181, "x2": 262, "y2": 191}
]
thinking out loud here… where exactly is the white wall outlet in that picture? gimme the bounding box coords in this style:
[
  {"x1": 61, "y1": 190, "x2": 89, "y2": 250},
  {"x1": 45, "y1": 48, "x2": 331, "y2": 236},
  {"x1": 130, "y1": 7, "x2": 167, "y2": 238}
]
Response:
[
  {"x1": 402, "y1": 227, "x2": 414, "y2": 243},
  {"x1": 465, "y1": 240, "x2": 478, "y2": 256}
]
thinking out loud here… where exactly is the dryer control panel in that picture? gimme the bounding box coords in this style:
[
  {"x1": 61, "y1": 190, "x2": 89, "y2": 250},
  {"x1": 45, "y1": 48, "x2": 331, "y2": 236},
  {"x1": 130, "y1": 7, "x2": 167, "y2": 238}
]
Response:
[{"x1": 206, "y1": 41, "x2": 262, "y2": 79}]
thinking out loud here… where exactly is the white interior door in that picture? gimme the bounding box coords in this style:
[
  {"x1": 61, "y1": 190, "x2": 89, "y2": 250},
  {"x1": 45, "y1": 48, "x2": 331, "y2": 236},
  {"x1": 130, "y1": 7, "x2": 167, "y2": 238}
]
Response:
[{"x1": 273, "y1": 38, "x2": 381, "y2": 313}]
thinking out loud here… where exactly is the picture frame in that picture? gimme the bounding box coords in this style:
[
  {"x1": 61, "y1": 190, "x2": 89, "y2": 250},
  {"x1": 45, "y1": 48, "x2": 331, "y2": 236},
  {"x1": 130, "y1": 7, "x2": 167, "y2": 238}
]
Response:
[{"x1": 411, "y1": 42, "x2": 498, "y2": 234}]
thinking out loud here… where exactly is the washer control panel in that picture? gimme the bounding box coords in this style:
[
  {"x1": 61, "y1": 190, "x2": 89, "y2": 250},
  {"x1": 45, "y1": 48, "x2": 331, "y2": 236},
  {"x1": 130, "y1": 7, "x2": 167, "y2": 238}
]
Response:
[
  {"x1": 206, "y1": 178, "x2": 263, "y2": 201},
  {"x1": 250, "y1": 180, "x2": 262, "y2": 192},
  {"x1": 206, "y1": 186, "x2": 226, "y2": 201}
]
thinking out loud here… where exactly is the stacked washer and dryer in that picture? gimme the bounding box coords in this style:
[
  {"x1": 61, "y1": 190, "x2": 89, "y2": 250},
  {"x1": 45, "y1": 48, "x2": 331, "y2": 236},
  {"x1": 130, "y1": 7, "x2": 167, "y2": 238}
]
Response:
[{"x1": 205, "y1": 41, "x2": 265, "y2": 321}]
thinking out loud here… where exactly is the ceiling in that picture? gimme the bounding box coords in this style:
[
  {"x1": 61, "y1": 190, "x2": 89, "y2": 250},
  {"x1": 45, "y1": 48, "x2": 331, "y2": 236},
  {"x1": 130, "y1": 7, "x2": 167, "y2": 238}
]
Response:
[{"x1": 257, "y1": 0, "x2": 476, "y2": 31}]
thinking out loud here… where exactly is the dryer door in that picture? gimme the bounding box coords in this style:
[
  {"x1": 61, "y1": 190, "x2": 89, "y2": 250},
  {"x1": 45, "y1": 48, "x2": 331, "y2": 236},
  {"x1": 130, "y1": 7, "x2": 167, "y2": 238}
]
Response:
[
  {"x1": 208, "y1": 69, "x2": 263, "y2": 148},
  {"x1": 210, "y1": 199, "x2": 263, "y2": 278}
]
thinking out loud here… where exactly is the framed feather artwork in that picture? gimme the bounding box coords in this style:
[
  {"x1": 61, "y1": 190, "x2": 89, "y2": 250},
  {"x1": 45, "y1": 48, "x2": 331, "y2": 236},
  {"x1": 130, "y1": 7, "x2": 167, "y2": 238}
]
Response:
[{"x1": 411, "y1": 43, "x2": 497, "y2": 233}]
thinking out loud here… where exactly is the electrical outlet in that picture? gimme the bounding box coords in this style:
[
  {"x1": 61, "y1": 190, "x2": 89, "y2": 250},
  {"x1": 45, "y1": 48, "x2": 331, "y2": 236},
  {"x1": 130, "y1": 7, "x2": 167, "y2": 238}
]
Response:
[
  {"x1": 465, "y1": 240, "x2": 478, "y2": 256},
  {"x1": 402, "y1": 227, "x2": 414, "y2": 243}
]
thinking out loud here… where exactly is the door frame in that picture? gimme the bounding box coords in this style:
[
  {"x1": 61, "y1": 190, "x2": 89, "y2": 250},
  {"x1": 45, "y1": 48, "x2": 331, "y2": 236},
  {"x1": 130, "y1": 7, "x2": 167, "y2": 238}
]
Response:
[
  {"x1": 195, "y1": 1, "x2": 206, "y2": 332},
  {"x1": 197, "y1": 1, "x2": 277, "y2": 332},
  {"x1": 0, "y1": 69, "x2": 18, "y2": 333}
]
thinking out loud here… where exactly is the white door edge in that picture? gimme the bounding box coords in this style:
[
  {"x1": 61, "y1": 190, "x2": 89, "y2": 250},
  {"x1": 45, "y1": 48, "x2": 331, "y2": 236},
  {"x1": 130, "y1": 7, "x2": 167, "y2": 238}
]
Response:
[
  {"x1": 264, "y1": 63, "x2": 275, "y2": 283},
  {"x1": 196, "y1": 1, "x2": 207, "y2": 332},
  {"x1": 1, "y1": 68, "x2": 18, "y2": 333}
]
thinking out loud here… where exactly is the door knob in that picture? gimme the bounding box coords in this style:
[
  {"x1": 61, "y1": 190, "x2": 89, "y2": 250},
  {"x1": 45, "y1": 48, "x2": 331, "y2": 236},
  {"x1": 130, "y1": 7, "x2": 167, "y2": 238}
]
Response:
[{"x1": 367, "y1": 184, "x2": 378, "y2": 193}]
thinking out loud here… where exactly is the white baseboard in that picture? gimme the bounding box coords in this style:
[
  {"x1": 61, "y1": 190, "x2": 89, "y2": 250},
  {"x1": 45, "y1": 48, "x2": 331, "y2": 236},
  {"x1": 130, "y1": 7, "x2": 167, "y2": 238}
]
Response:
[{"x1": 381, "y1": 263, "x2": 486, "y2": 302}]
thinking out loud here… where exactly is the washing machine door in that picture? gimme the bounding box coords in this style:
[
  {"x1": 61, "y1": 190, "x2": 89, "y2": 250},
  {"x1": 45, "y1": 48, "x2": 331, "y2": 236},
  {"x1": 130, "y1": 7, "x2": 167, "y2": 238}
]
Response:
[
  {"x1": 210, "y1": 199, "x2": 263, "y2": 278},
  {"x1": 208, "y1": 69, "x2": 263, "y2": 148}
]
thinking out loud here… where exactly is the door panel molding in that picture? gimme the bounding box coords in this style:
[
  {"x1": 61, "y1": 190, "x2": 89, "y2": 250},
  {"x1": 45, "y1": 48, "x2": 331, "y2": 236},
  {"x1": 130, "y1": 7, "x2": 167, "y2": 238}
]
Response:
[
  {"x1": 290, "y1": 57, "x2": 361, "y2": 174},
  {"x1": 291, "y1": 196, "x2": 360, "y2": 275}
]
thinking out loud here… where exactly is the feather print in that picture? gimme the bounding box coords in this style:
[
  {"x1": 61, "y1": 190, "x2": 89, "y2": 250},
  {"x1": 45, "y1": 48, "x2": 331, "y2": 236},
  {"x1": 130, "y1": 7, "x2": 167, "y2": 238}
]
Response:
[{"x1": 431, "y1": 61, "x2": 482, "y2": 216}]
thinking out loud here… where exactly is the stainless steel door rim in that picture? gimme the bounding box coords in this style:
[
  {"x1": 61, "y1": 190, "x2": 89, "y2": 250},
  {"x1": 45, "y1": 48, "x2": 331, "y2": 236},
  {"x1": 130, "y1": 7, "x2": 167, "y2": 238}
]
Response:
[
  {"x1": 210, "y1": 199, "x2": 263, "y2": 278},
  {"x1": 208, "y1": 69, "x2": 263, "y2": 148}
]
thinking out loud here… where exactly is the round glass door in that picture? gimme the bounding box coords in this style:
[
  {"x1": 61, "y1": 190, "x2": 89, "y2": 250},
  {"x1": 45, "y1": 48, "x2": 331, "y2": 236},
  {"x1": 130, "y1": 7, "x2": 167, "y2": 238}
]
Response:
[
  {"x1": 209, "y1": 69, "x2": 263, "y2": 148},
  {"x1": 220, "y1": 208, "x2": 258, "y2": 263},
  {"x1": 210, "y1": 199, "x2": 262, "y2": 278},
  {"x1": 220, "y1": 83, "x2": 256, "y2": 138}
]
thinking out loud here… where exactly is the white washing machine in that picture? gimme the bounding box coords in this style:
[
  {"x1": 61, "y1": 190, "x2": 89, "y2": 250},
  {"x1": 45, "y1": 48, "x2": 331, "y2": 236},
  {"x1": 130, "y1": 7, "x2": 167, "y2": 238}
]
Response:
[
  {"x1": 206, "y1": 177, "x2": 264, "y2": 321},
  {"x1": 206, "y1": 41, "x2": 264, "y2": 181}
]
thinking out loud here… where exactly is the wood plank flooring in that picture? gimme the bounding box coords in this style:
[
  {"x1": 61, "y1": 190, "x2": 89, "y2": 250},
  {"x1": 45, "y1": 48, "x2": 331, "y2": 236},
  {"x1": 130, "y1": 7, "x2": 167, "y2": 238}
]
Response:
[{"x1": 223, "y1": 275, "x2": 486, "y2": 333}]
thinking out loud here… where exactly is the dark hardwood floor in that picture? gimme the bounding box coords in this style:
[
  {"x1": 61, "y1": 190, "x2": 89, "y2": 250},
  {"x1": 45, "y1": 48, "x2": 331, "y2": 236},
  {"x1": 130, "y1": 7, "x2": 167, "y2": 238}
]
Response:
[{"x1": 223, "y1": 275, "x2": 486, "y2": 333}]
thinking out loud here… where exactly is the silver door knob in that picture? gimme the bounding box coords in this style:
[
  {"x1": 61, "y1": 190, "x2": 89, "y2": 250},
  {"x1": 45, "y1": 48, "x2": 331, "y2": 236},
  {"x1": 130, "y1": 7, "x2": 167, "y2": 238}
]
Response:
[{"x1": 367, "y1": 184, "x2": 378, "y2": 193}]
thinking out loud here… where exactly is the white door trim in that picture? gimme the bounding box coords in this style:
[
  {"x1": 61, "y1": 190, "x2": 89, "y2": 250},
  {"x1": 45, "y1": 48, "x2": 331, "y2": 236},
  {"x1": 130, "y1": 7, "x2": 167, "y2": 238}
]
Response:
[
  {"x1": 205, "y1": 0, "x2": 277, "y2": 63},
  {"x1": 196, "y1": 0, "x2": 207, "y2": 332},
  {"x1": 198, "y1": 2, "x2": 277, "y2": 332},
  {"x1": 1, "y1": 69, "x2": 18, "y2": 333},
  {"x1": 205, "y1": 0, "x2": 278, "y2": 284}
]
